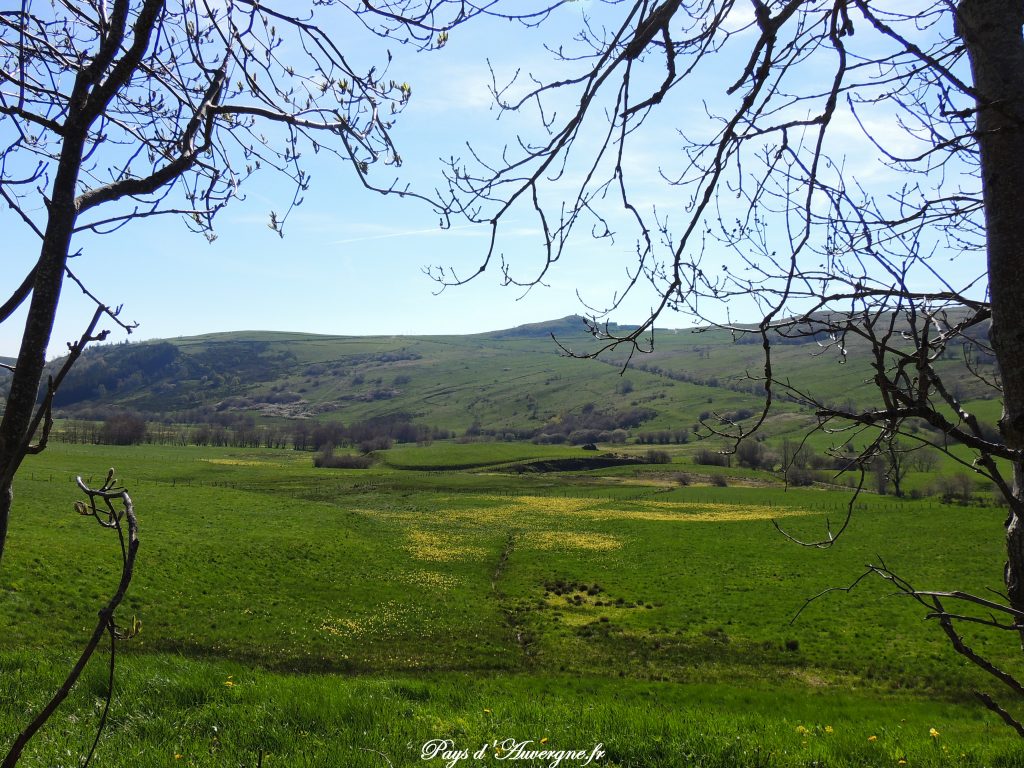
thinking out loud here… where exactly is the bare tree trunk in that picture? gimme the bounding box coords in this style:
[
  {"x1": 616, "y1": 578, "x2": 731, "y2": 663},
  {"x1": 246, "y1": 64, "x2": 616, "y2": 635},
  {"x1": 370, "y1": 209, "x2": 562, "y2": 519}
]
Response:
[
  {"x1": 957, "y1": 0, "x2": 1024, "y2": 614},
  {"x1": 0, "y1": 487, "x2": 10, "y2": 569},
  {"x1": 0, "y1": 131, "x2": 85, "y2": 569}
]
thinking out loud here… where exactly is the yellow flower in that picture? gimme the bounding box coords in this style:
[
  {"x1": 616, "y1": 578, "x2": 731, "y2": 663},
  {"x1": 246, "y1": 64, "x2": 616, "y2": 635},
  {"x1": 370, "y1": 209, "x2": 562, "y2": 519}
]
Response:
[
  {"x1": 898, "y1": 760, "x2": 907, "y2": 766},
  {"x1": 224, "y1": 680, "x2": 235, "y2": 687},
  {"x1": 868, "y1": 735, "x2": 878, "y2": 742},
  {"x1": 929, "y1": 728, "x2": 940, "y2": 739},
  {"x1": 795, "y1": 725, "x2": 809, "y2": 736},
  {"x1": 484, "y1": 708, "x2": 492, "y2": 714},
  {"x1": 174, "y1": 755, "x2": 183, "y2": 761},
  {"x1": 824, "y1": 725, "x2": 834, "y2": 734},
  {"x1": 540, "y1": 738, "x2": 549, "y2": 745}
]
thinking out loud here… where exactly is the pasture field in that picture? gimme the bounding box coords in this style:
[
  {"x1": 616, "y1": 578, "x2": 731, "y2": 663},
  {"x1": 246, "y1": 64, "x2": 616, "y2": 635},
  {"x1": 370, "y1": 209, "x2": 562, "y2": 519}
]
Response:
[{"x1": 2, "y1": 442, "x2": 1023, "y2": 767}]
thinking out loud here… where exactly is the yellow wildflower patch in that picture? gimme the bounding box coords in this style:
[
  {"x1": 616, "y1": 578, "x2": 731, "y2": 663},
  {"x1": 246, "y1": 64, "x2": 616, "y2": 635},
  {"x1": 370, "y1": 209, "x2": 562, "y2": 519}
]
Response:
[
  {"x1": 320, "y1": 617, "x2": 363, "y2": 638},
  {"x1": 406, "y1": 530, "x2": 487, "y2": 562},
  {"x1": 320, "y1": 600, "x2": 429, "y2": 641},
  {"x1": 512, "y1": 496, "x2": 594, "y2": 514},
  {"x1": 357, "y1": 494, "x2": 813, "y2": 531},
  {"x1": 203, "y1": 458, "x2": 276, "y2": 467},
  {"x1": 524, "y1": 530, "x2": 623, "y2": 551},
  {"x1": 399, "y1": 569, "x2": 460, "y2": 590},
  {"x1": 501, "y1": 495, "x2": 814, "y2": 523},
  {"x1": 552, "y1": 610, "x2": 603, "y2": 626}
]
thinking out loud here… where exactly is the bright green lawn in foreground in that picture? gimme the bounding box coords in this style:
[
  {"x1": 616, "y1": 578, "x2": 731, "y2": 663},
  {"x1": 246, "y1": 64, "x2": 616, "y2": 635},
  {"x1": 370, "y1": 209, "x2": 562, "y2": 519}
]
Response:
[
  {"x1": 3, "y1": 654, "x2": 1020, "y2": 768},
  {"x1": 2, "y1": 443, "x2": 1023, "y2": 766}
]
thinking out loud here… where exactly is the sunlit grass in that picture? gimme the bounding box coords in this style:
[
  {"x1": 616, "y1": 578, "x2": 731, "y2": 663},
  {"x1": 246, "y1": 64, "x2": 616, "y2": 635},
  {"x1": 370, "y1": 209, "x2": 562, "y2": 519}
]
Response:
[{"x1": 1, "y1": 442, "x2": 1021, "y2": 766}]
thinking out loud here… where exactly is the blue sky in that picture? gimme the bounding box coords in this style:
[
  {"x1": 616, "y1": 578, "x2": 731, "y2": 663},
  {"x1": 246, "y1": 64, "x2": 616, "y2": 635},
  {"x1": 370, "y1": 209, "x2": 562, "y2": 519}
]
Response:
[
  {"x1": 4, "y1": 3, "x2": 648, "y2": 357},
  {"x1": 2, "y1": 2, "x2": 981, "y2": 358}
]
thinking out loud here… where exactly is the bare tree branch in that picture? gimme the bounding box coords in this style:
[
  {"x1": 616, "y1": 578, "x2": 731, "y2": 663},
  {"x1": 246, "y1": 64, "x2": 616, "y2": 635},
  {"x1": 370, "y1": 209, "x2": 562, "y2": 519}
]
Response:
[{"x1": 1, "y1": 472, "x2": 138, "y2": 768}]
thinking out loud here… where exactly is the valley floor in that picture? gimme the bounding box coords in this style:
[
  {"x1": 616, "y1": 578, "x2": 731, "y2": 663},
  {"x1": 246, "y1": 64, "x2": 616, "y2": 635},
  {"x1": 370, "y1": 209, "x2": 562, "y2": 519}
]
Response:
[{"x1": 2, "y1": 442, "x2": 1022, "y2": 766}]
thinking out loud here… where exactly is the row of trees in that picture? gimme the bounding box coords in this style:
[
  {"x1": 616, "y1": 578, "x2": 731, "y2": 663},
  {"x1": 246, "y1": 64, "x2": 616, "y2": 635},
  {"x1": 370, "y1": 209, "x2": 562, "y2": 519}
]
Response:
[
  {"x1": 63, "y1": 412, "x2": 956, "y2": 489},
  {"x1": 56, "y1": 414, "x2": 453, "y2": 452},
  {"x1": 55, "y1": 413, "x2": 690, "y2": 450},
  {"x1": 635, "y1": 429, "x2": 691, "y2": 445},
  {"x1": 49, "y1": 399, "x2": 995, "y2": 513}
]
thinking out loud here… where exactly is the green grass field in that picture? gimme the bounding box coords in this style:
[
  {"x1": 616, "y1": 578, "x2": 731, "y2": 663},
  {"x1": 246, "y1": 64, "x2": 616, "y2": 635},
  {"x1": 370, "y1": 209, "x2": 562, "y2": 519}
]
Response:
[{"x1": 2, "y1": 442, "x2": 1023, "y2": 766}]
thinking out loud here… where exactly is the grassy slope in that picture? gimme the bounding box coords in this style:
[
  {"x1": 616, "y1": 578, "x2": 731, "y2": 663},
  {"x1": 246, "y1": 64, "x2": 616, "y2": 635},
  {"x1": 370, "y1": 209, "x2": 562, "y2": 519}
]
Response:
[
  {"x1": 1, "y1": 443, "x2": 1022, "y2": 766},
  {"x1": 52, "y1": 319, "x2": 999, "y2": 449}
]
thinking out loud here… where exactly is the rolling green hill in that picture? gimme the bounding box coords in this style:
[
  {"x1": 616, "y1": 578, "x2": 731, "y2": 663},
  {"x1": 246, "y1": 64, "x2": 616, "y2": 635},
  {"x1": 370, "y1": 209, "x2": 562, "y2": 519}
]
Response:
[{"x1": 42, "y1": 315, "x2": 997, "y2": 450}]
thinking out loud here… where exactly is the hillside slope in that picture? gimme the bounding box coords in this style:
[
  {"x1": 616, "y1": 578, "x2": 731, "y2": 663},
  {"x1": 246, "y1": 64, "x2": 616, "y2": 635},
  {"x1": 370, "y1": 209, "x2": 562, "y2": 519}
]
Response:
[{"x1": 40, "y1": 315, "x2": 995, "y2": 442}]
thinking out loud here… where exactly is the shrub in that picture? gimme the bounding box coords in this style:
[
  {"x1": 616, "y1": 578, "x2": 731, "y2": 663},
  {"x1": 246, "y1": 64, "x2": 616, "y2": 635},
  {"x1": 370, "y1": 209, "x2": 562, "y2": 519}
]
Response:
[
  {"x1": 786, "y1": 467, "x2": 818, "y2": 487},
  {"x1": 314, "y1": 445, "x2": 374, "y2": 469},
  {"x1": 710, "y1": 475, "x2": 728, "y2": 487},
  {"x1": 358, "y1": 435, "x2": 393, "y2": 454},
  {"x1": 99, "y1": 411, "x2": 147, "y2": 445},
  {"x1": 311, "y1": 422, "x2": 347, "y2": 450},
  {"x1": 695, "y1": 448, "x2": 730, "y2": 467},
  {"x1": 609, "y1": 429, "x2": 628, "y2": 444},
  {"x1": 645, "y1": 449, "x2": 671, "y2": 464},
  {"x1": 568, "y1": 429, "x2": 611, "y2": 445},
  {"x1": 936, "y1": 473, "x2": 975, "y2": 504},
  {"x1": 736, "y1": 440, "x2": 765, "y2": 469}
]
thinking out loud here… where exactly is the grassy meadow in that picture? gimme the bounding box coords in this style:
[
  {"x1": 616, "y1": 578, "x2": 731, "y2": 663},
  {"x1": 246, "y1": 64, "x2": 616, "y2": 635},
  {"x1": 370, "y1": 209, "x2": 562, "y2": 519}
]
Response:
[{"x1": 2, "y1": 442, "x2": 1023, "y2": 767}]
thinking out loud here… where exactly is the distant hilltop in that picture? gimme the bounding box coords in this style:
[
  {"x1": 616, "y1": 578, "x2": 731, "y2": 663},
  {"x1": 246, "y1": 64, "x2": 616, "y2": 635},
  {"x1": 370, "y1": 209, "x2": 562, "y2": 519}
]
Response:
[
  {"x1": 484, "y1": 315, "x2": 632, "y2": 340},
  {"x1": 31, "y1": 309, "x2": 993, "y2": 449}
]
